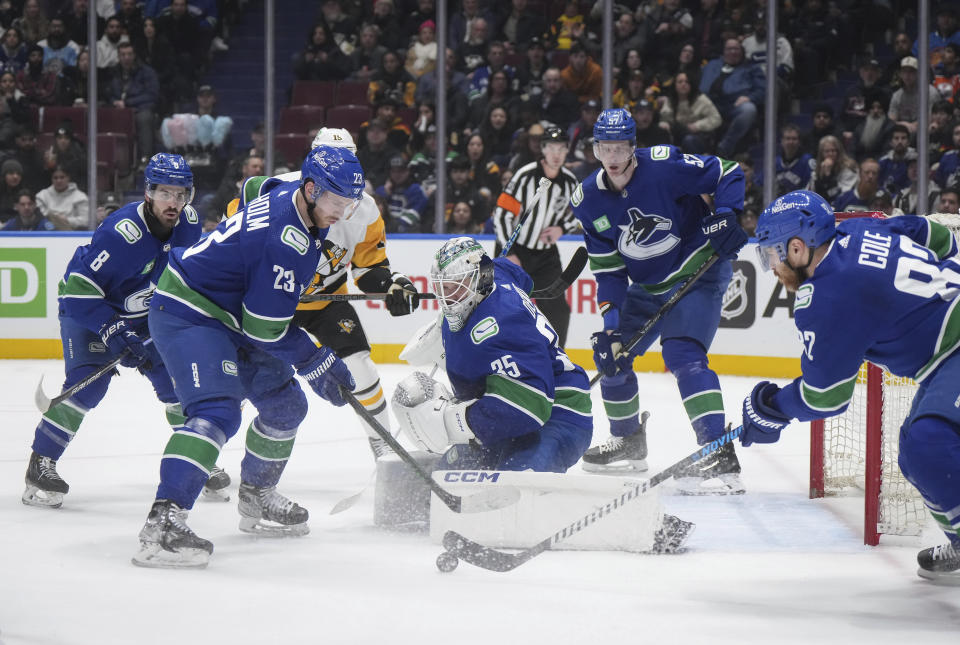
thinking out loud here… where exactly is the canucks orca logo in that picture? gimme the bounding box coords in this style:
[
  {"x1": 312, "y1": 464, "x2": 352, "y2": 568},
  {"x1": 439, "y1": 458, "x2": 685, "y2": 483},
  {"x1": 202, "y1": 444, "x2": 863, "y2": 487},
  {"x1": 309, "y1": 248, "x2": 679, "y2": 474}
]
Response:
[{"x1": 616, "y1": 208, "x2": 679, "y2": 260}]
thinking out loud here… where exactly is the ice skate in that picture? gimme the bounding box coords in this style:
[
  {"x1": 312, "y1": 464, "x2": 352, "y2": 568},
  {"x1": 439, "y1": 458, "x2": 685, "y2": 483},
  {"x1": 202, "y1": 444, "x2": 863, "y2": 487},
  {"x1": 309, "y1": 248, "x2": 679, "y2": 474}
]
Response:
[
  {"x1": 649, "y1": 513, "x2": 696, "y2": 554},
  {"x1": 581, "y1": 412, "x2": 650, "y2": 473},
  {"x1": 131, "y1": 500, "x2": 213, "y2": 569},
  {"x1": 22, "y1": 451, "x2": 69, "y2": 508},
  {"x1": 368, "y1": 437, "x2": 394, "y2": 460},
  {"x1": 200, "y1": 466, "x2": 232, "y2": 502},
  {"x1": 673, "y1": 437, "x2": 745, "y2": 496},
  {"x1": 237, "y1": 482, "x2": 310, "y2": 537},
  {"x1": 917, "y1": 542, "x2": 960, "y2": 585}
]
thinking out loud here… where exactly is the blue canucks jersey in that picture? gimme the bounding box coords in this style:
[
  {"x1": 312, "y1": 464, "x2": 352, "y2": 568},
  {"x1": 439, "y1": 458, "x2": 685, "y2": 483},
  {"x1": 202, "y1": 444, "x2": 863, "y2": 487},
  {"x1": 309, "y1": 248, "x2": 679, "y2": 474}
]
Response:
[
  {"x1": 58, "y1": 201, "x2": 201, "y2": 332},
  {"x1": 774, "y1": 216, "x2": 960, "y2": 421},
  {"x1": 152, "y1": 181, "x2": 328, "y2": 366},
  {"x1": 442, "y1": 258, "x2": 592, "y2": 445},
  {"x1": 934, "y1": 149, "x2": 960, "y2": 189},
  {"x1": 570, "y1": 145, "x2": 744, "y2": 327}
]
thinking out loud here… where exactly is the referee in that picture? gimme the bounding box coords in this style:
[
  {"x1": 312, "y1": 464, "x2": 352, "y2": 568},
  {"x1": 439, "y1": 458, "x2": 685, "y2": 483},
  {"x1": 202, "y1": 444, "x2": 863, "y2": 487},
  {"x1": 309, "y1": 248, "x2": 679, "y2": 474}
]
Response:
[{"x1": 493, "y1": 125, "x2": 579, "y2": 347}]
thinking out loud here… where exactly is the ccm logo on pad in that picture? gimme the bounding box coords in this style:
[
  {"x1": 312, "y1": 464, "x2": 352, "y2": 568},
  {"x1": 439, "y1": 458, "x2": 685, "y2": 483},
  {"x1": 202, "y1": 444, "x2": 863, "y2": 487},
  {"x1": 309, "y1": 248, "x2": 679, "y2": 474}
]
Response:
[{"x1": 442, "y1": 471, "x2": 501, "y2": 483}]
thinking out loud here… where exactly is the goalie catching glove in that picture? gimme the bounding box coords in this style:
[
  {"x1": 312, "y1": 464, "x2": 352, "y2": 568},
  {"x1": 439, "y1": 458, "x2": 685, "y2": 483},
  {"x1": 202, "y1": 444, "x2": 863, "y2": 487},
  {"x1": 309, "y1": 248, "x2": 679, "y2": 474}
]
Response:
[
  {"x1": 385, "y1": 272, "x2": 421, "y2": 316},
  {"x1": 391, "y1": 371, "x2": 476, "y2": 453},
  {"x1": 296, "y1": 346, "x2": 355, "y2": 407}
]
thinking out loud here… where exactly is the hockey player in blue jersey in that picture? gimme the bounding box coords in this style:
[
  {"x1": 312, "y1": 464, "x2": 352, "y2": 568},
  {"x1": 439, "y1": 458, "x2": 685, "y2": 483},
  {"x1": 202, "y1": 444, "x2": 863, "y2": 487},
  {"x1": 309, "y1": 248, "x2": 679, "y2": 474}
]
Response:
[
  {"x1": 21, "y1": 153, "x2": 232, "y2": 508},
  {"x1": 391, "y1": 237, "x2": 593, "y2": 472},
  {"x1": 132, "y1": 146, "x2": 361, "y2": 568},
  {"x1": 742, "y1": 189, "x2": 960, "y2": 584},
  {"x1": 572, "y1": 108, "x2": 749, "y2": 495}
]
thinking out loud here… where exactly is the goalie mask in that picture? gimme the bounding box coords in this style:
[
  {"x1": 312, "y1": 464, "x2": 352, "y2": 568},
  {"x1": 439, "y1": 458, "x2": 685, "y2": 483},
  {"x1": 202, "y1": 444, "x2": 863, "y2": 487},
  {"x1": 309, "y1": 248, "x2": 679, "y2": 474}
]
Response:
[{"x1": 430, "y1": 237, "x2": 494, "y2": 332}]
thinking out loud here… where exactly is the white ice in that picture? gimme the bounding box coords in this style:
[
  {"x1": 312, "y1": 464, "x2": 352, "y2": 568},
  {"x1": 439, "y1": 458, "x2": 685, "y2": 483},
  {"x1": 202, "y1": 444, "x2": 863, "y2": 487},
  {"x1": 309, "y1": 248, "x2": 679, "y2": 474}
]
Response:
[{"x1": 1, "y1": 361, "x2": 958, "y2": 645}]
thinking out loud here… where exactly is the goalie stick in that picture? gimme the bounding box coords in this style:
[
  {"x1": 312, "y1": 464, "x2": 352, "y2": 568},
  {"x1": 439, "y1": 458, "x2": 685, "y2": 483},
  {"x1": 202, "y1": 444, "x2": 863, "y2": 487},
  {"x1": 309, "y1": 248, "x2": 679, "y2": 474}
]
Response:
[
  {"x1": 589, "y1": 254, "x2": 719, "y2": 387},
  {"x1": 34, "y1": 339, "x2": 154, "y2": 413},
  {"x1": 441, "y1": 425, "x2": 743, "y2": 572},
  {"x1": 338, "y1": 385, "x2": 521, "y2": 514}
]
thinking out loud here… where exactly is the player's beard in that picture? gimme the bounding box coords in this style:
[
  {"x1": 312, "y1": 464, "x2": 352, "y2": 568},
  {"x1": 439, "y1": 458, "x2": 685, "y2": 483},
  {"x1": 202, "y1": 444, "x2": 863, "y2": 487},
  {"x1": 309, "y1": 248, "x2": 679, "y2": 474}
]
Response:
[{"x1": 774, "y1": 251, "x2": 812, "y2": 293}]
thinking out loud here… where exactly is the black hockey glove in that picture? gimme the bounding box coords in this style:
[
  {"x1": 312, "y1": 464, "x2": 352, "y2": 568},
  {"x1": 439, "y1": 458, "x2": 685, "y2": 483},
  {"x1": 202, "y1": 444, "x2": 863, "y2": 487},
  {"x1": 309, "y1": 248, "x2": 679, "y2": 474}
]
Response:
[
  {"x1": 99, "y1": 317, "x2": 150, "y2": 369},
  {"x1": 385, "y1": 272, "x2": 421, "y2": 316},
  {"x1": 741, "y1": 381, "x2": 791, "y2": 447},
  {"x1": 296, "y1": 347, "x2": 355, "y2": 407},
  {"x1": 702, "y1": 208, "x2": 748, "y2": 261}
]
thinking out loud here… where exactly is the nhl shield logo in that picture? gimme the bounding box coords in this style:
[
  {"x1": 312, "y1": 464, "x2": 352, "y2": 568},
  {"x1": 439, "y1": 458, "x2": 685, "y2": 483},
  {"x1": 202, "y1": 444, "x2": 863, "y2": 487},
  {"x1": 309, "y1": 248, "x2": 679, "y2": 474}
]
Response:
[
  {"x1": 719, "y1": 261, "x2": 755, "y2": 329},
  {"x1": 616, "y1": 207, "x2": 680, "y2": 260},
  {"x1": 338, "y1": 319, "x2": 356, "y2": 334}
]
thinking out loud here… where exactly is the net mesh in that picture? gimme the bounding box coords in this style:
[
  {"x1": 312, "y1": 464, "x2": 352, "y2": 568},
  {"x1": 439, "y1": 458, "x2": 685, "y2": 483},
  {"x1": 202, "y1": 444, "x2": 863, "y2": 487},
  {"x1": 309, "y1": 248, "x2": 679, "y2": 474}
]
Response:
[{"x1": 817, "y1": 212, "x2": 960, "y2": 538}]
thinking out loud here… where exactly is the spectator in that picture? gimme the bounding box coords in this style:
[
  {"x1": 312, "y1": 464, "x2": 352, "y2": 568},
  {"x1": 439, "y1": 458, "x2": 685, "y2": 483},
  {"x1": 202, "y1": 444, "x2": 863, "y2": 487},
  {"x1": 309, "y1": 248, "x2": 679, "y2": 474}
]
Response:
[
  {"x1": 360, "y1": 93, "x2": 411, "y2": 152},
  {"x1": 633, "y1": 99, "x2": 672, "y2": 147},
  {"x1": 58, "y1": 0, "x2": 105, "y2": 48},
  {"x1": 408, "y1": 124, "x2": 440, "y2": 194},
  {"x1": 645, "y1": 0, "x2": 693, "y2": 71},
  {"x1": 294, "y1": 22, "x2": 351, "y2": 82},
  {"x1": 468, "y1": 41, "x2": 516, "y2": 103},
  {"x1": 763, "y1": 123, "x2": 815, "y2": 198},
  {"x1": 2, "y1": 190, "x2": 55, "y2": 231},
  {"x1": 370, "y1": 0, "x2": 406, "y2": 53},
  {"x1": 320, "y1": 0, "x2": 358, "y2": 53},
  {"x1": 785, "y1": 0, "x2": 841, "y2": 94},
  {"x1": 809, "y1": 134, "x2": 859, "y2": 206},
  {"x1": 458, "y1": 16, "x2": 492, "y2": 74},
  {"x1": 613, "y1": 69, "x2": 648, "y2": 114},
  {"x1": 106, "y1": 41, "x2": 159, "y2": 165},
  {"x1": 612, "y1": 11, "x2": 648, "y2": 70},
  {"x1": 741, "y1": 15, "x2": 794, "y2": 105},
  {"x1": 699, "y1": 38, "x2": 765, "y2": 157},
  {"x1": 567, "y1": 98, "x2": 600, "y2": 153},
  {"x1": 448, "y1": 199, "x2": 481, "y2": 234},
  {"x1": 12, "y1": 126, "x2": 46, "y2": 193},
  {"x1": 495, "y1": 0, "x2": 546, "y2": 53},
  {"x1": 441, "y1": 154, "x2": 489, "y2": 226},
  {"x1": 548, "y1": 1, "x2": 584, "y2": 51},
  {"x1": 368, "y1": 49, "x2": 417, "y2": 107},
  {"x1": 933, "y1": 43, "x2": 960, "y2": 102},
  {"x1": 884, "y1": 31, "x2": 914, "y2": 86},
  {"x1": 912, "y1": 5, "x2": 960, "y2": 72},
  {"x1": 116, "y1": 0, "x2": 145, "y2": 38},
  {"x1": 561, "y1": 42, "x2": 602, "y2": 105},
  {"x1": 415, "y1": 48, "x2": 470, "y2": 132},
  {"x1": 132, "y1": 18, "x2": 179, "y2": 109},
  {"x1": 840, "y1": 57, "x2": 890, "y2": 146},
  {"x1": 357, "y1": 118, "x2": 401, "y2": 188},
  {"x1": 615, "y1": 48, "x2": 644, "y2": 90},
  {"x1": 735, "y1": 153, "x2": 763, "y2": 235},
  {"x1": 39, "y1": 18, "x2": 81, "y2": 74},
  {"x1": 853, "y1": 90, "x2": 895, "y2": 160},
  {"x1": 405, "y1": 19, "x2": 438, "y2": 79},
  {"x1": 566, "y1": 133, "x2": 600, "y2": 181},
  {"x1": 894, "y1": 157, "x2": 939, "y2": 216},
  {"x1": 834, "y1": 157, "x2": 887, "y2": 212},
  {"x1": 888, "y1": 56, "x2": 941, "y2": 138},
  {"x1": 938, "y1": 185, "x2": 960, "y2": 214},
  {"x1": 535, "y1": 66, "x2": 579, "y2": 133},
  {"x1": 878, "y1": 124, "x2": 919, "y2": 194},
  {"x1": 16, "y1": 45, "x2": 61, "y2": 107},
  {"x1": 464, "y1": 132, "x2": 501, "y2": 201},
  {"x1": 349, "y1": 24, "x2": 386, "y2": 84},
  {"x1": 935, "y1": 122, "x2": 960, "y2": 189},
  {"x1": 0, "y1": 70, "x2": 30, "y2": 148},
  {"x1": 801, "y1": 103, "x2": 840, "y2": 156},
  {"x1": 508, "y1": 121, "x2": 543, "y2": 171},
  {"x1": 61, "y1": 47, "x2": 104, "y2": 107},
  {"x1": 929, "y1": 99, "x2": 956, "y2": 159},
  {"x1": 0, "y1": 27, "x2": 28, "y2": 74},
  {"x1": 658, "y1": 71, "x2": 718, "y2": 154},
  {"x1": 36, "y1": 165, "x2": 89, "y2": 230},
  {"x1": 209, "y1": 154, "x2": 263, "y2": 221},
  {"x1": 448, "y1": 0, "x2": 496, "y2": 53},
  {"x1": 515, "y1": 36, "x2": 548, "y2": 98},
  {"x1": 96, "y1": 16, "x2": 129, "y2": 70},
  {"x1": 402, "y1": 0, "x2": 436, "y2": 47},
  {"x1": 161, "y1": 84, "x2": 233, "y2": 183},
  {"x1": 691, "y1": 0, "x2": 725, "y2": 62},
  {"x1": 13, "y1": 0, "x2": 49, "y2": 46},
  {"x1": 154, "y1": 0, "x2": 203, "y2": 101},
  {"x1": 478, "y1": 104, "x2": 514, "y2": 167},
  {"x1": 376, "y1": 154, "x2": 428, "y2": 232},
  {"x1": 42, "y1": 125, "x2": 86, "y2": 191},
  {"x1": 468, "y1": 68, "x2": 520, "y2": 131}
]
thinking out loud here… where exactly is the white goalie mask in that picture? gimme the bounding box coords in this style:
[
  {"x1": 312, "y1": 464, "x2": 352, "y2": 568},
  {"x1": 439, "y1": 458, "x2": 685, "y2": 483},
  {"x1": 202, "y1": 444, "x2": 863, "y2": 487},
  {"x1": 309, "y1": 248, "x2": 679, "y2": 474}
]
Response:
[{"x1": 430, "y1": 237, "x2": 494, "y2": 332}]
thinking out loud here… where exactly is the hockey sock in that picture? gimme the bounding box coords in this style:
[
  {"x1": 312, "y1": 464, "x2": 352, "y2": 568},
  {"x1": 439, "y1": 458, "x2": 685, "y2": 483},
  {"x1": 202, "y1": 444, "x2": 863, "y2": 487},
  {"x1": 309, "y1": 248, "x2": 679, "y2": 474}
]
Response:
[
  {"x1": 240, "y1": 417, "x2": 297, "y2": 488},
  {"x1": 165, "y1": 403, "x2": 187, "y2": 431},
  {"x1": 663, "y1": 339, "x2": 725, "y2": 445},
  {"x1": 31, "y1": 366, "x2": 113, "y2": 459},
  {"x1": 157, "y1": 412, "x2": 233, "y2": 510},
  {"x1": 600, "y1": 369, "x2": 640, "y2": 437},
  {"x1": 343, "y1": 351, "x2": 391, "y2": 435},
  {"x1": 899, "y1": 416, "x2": 960, "y2": 544}
]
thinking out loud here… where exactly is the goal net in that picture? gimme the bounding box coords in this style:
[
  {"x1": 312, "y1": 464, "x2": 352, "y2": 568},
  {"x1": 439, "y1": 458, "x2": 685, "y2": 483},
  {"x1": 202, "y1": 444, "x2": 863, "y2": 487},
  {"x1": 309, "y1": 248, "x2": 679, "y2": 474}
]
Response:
[{"x1": 808, "y1": 211, "x2": 960, "y2": 545}]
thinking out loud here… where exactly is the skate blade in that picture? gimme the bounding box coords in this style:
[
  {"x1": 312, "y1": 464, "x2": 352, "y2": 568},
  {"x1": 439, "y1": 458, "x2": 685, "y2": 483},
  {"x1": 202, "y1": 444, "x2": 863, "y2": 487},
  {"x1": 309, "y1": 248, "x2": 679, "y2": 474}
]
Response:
[
  {"x1": 131, "y1": 543, "x2": 209, "y2": 569},
  {"x1": 200, "y1": 486, "x2": 231, "y2": 503},
  {"x1": 674, "y1": 474, "x2": 745, "y2": 496},
  {"x1": 917, "y1": 568, "x2": 960, "y2": 585},
  {"x1": 22, "y1": 486, "x2": 64, "y2": 508},
  {"x1": 238, "y1": 517, "x2": 310, "y2": 538},
  {"x1": 582, "y1": 458, "x2": 648, "y2": 474}
]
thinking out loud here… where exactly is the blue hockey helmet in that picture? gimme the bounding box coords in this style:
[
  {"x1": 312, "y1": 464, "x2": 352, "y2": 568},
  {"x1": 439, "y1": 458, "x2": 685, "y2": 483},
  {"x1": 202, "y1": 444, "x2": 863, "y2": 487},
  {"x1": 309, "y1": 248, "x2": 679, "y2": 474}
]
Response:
[
  {"x1": 300, "y1": 145, "x2": 365, "y2": 203},
  {"x1": 593, "y1": 108, "x2": 636, "y2": 142},
  {"x1": 755, "y1": 190, "x2": 836, "y2": 270},
  {"x1": 144, "y1": 152, "x2": 194, "y2": 204}
]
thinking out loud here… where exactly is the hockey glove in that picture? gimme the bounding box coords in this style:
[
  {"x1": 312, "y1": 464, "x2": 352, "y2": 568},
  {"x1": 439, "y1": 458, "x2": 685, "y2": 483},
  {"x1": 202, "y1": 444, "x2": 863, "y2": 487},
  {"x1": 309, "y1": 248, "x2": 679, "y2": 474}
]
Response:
[
  {"x1": 384, "y1": 272, "x2": 421, "y2": 316},
  {"x1": 702, "y1": 208, "x2": 748, "y2": 262},
  {"x1": 741, "y1": 381, "x2": 792, "y2": 447},
  {"x1": 99, "y1": 317, "x2": 150, "y2": 368},
  {"x1": 392, "y1": 375, "x2": 476, "y2": 453},
  {"x1": 296, "y1": 347, "x2": 355, "y2": 407},
  {"x1": 591, "y1": 329, "x2": 633, "y2": 377}
]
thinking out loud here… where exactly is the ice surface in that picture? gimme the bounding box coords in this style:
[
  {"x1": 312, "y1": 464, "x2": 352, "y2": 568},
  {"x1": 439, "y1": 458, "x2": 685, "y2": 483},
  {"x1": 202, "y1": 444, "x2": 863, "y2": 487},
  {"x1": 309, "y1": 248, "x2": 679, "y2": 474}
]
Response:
[{"x1": 1, "y1": 361, "x2": 957, "y2": 644}]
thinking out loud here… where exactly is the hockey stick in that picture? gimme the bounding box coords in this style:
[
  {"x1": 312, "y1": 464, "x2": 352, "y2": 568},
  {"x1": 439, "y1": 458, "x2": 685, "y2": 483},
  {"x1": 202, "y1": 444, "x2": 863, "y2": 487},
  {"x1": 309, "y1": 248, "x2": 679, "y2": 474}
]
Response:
[
  {"x1": 500, "y1": 177, "x2": 552, "y2": 258},
  {"x1": 34, "y1": 338, "x2": 154, "y2": 413},
  {"x1": 337, "y1": 385, "x2": 521, "y2": 514},
  {"x1": 441, "y1": 425, "x2": 743, "y2": 572},
  {"x1": 529, "y1": 247, "x2": 588, "y2": 299},
  {"x1": 300, "y1": 292, "x2": 437, "y2": 303},
  {"x1": 588, "y1": 254, "x2": 719, "y2": 387}
]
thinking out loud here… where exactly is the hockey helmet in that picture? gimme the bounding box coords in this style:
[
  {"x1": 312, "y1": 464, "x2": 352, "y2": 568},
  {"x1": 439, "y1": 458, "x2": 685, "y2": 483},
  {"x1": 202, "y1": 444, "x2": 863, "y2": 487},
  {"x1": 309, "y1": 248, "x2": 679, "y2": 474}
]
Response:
[
  {"x1": 430, "y1": 237, "x2": 494, "y2": 332},
  {"x1": 300, "y1": 145, "x2": 365, "y2": 204},
  {"x1": 311, "y1": 127, "x2": 357, "y2": 154},
  {"x1": 541, "y1": 125, "x2": 569, "y2": 148},
  {"x1": 593, "y1": 108, "x2": 636, "y2": 165},
  {"x1": 755, "y1": 190, "x2": 836, "y2": 271},
  {"x1": 144, "y1": 152, "x2": 194, "y2": 204}
]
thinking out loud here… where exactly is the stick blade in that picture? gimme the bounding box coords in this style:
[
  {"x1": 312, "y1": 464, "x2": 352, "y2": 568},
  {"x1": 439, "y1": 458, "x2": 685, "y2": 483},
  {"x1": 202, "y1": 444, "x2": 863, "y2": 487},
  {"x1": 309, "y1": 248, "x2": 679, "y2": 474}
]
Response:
[
  {"x1": 34, "y1": 375, "x2": 52, "y2": 413},
  {"x1": 562, "y1": 246, "x2": 588, "y2": 283},
  {"x1": 441, "y1": 530, "x2": 527, "y2": 572},
  {"x1": 328, "y1": 490, "x2": 364, "y2": 515}
]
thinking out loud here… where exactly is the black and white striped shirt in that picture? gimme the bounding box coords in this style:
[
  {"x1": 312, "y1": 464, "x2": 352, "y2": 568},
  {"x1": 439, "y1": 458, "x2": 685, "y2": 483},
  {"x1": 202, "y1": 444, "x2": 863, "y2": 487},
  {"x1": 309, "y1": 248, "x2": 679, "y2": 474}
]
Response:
[{"x1": 493, "y1": 161, "x2": 580, "y2": 251}]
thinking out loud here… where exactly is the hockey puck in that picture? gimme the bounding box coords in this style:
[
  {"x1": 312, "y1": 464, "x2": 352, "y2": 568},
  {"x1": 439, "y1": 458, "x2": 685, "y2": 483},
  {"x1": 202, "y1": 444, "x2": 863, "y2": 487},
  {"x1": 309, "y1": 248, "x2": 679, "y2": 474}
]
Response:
[{"x1": 436, "y1": 551, "x2": 459, "y2": 573}]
